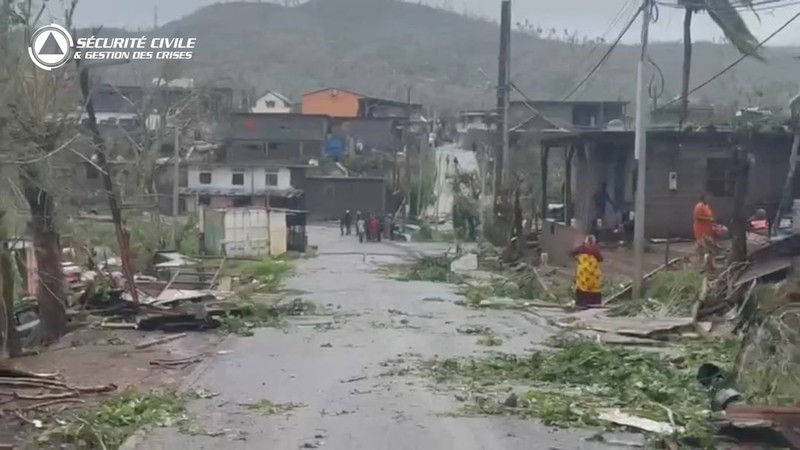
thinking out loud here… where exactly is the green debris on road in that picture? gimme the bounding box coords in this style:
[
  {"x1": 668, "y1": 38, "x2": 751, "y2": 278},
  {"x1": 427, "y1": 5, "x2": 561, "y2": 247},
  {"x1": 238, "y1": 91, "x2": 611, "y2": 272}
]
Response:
[
  {"x1": 424, "y1": 340, "x2": 737, "y2": 448},
  {"x1": 40, "y1": 389, "x2": 189, "y2": 449},
  {"x1": 244, "y1": 399, "x2": 306, "y2": 416}
]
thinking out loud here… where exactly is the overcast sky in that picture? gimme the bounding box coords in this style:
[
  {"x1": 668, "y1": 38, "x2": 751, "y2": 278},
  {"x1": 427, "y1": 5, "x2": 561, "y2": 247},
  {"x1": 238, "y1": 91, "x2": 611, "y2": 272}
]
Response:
[{"x1": 65, "y1": 0, "x2": 800, "y2": 46}]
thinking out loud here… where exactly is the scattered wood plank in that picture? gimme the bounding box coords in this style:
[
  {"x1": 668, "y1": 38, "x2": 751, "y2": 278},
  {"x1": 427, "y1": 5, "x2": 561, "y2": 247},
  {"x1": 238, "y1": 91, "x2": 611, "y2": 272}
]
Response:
[
  {"x1": 21, "y1": 398, "x2": 85, "y2": 411},
  {"x1": 134, "y1": 333, "x2": 188, "y2": 350},
  {"x1": 0, "y1": 378, "x2": 69, "y2": 390},
  {"x1": 532, "y1": 267, "x2": 557, "y2": 301},
  {"x1": 604, "y1": 257, "x2": 687, "y2": 304},
  {"x1": 150, "y1": 353, "x2": 205, "y2": 368},
  {"x1": 0, "y1": 365, "x2": 58, "y2": 380},
  {"x1": 99, "y1": 322, "x2": 137, "y2": 329}
]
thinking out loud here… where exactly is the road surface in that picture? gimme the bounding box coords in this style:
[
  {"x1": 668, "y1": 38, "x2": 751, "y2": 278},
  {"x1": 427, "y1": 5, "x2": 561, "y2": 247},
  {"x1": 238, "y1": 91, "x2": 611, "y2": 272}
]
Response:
[
  {"x1": 428, "y1": 143, "x2": 479, "y2": 222},
  {"x1": 125, "y1": 226, "x2": 638, "y2": 450}
]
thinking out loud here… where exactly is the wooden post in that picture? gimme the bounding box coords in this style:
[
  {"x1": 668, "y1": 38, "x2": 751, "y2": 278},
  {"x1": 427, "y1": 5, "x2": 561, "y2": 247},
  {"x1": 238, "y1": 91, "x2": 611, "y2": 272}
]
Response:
[
  {"x1": 540, "y1": 146, "x2": 549, "y2": 232},
  {"x1": 731, "y1": 144, "x2": 750, "y2": 263},
  {"x1": 565, "y1": 146, "x2": 575, "y2": 225}
]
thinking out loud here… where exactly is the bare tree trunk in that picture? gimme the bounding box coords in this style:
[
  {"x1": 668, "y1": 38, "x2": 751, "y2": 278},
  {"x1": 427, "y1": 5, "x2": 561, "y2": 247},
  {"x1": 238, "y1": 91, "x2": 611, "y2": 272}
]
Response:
[
  {"x1": 0, "y1": 246, "x2": 20, "y2": 358},
  {"x1": 76, "y1": 66, "x2": 139, "y2": 308},
  {"x1": 23, "y1": 172, "x2": 67, "y2": 344},
  {"x1": 0, "y1": 212, "x2": 20, "y2": 358},
  {"x1": 731, "y1": 146, "x2": 750, "y2": 263},
  {"x1": 680, "y1": 8, "x2": 694, "y2": 128}
]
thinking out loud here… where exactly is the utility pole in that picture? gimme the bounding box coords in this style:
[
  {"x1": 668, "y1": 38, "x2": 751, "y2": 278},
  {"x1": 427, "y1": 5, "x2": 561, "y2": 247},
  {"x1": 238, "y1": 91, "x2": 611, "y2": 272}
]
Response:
[
  {"x1": 632, "y1": 0, "x2": 652, "y2": 300},
  {"x1": 494, "y1": 0, "x2": 511, "y2": 200},
  {"x1": 501, "y1": 0, "x2": 511, "y2": 190},
  {"x1": 417, "y1": 133, "x2": 425, "y2": 218},
  {"x1": 403, "y1": 85, "x2": 412, "y2": 225},
  {"x1": 171, "y1": 127, "x2": 180, "y2": 247}
]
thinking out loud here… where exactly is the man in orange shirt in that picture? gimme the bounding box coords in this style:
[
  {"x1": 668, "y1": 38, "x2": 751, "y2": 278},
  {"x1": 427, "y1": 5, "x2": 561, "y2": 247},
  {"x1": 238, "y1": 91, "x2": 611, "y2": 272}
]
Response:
[{"x1": 693, "y1": 194, "x2": 717, "y2": 270}]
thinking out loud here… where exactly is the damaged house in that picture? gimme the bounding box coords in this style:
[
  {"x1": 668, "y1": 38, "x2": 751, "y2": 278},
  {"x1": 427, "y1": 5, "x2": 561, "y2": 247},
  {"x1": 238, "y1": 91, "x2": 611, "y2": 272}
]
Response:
[{"x1": 538, "y1": 128, "x2": 795, "y2": 265}]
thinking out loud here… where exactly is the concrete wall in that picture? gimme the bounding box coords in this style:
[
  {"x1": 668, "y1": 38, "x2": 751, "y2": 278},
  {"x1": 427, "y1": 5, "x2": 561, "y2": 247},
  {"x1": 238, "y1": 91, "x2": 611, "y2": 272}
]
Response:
[
  {"x1": 224, "y1": 140, "x2": 323, "y2": 163},
  {"x1": 509, "y1": 102, "x2": 628, "y2": 130},
  {"x1": 188, "y1": 166, "x2": 293, "y2": 190},
  {"x1": 566, "y1": 133, "x2": 794, "y2": 239},
  {"x1": 305, "y1": 177, "x2": 387, "y2": 220},
  {"x1": 540, "y1": 219, "x2": 584, "y2": 267},
  {"x1": 336, "y1": 118, "x2": 400, "y2": 151},
  {"x1": 229, "y1": 113, "x2": 328, "y2": 142},
  {"x1": 301, "y1": 89, "x2": 362, "y2": 118},
  {"x1": 643, "y1": 135, "x2": 792, "y2": 238}
]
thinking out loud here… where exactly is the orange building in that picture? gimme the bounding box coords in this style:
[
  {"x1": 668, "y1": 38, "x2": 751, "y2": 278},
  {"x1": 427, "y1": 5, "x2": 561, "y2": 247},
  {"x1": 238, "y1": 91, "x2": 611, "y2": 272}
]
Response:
[{"x1": 300, "y1": 88, "x2": 364, "y2": 118}]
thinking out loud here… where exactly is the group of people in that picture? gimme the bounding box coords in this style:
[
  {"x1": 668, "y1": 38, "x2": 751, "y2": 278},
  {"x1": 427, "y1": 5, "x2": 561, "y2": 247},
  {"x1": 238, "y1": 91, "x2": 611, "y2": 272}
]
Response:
[
  {"x1": 340, "y1": 210, "x2": 393, "y2": 243},
  {"x1": 569, "y1": 192, "x2": 768, "y2": 311}
]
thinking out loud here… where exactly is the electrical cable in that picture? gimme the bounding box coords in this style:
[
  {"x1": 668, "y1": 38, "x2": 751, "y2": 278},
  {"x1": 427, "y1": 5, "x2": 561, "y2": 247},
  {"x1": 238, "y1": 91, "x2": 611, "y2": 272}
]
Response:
[
  {"x1": 509, "y1": 0, "x2": 636, "y2": 83},
  {"x1": 657, "y1": 0, "x2": 800, "y2": 12},
  {"x1": 656, "y1": 7, "x2": 800, "y2": 111},
  {"x1": 560, "y1": 3, "x2": 644, "y2": 101},
  {"x1": 648, "y1": 55, "x2": 666, "y2": 103}
]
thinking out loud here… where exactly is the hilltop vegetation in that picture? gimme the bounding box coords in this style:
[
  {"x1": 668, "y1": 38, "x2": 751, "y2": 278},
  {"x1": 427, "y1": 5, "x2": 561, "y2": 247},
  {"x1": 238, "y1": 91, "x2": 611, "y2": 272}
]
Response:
[{"x1": 94, "y1": 0, "x2": 800, "y2": 112}]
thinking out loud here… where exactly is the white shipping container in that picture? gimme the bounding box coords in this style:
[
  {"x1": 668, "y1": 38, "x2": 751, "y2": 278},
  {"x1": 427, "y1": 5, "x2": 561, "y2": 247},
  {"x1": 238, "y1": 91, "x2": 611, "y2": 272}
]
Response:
[{"x1": 203, "y1": 207, "x2": 287, "y2": 258}]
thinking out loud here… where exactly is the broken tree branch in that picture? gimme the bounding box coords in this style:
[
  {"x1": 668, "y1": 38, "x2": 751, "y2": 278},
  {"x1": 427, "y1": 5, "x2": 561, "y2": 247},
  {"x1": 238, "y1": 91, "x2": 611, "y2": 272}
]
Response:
[{"x1": 134, "y1": 333, "x2": 187, "y2": 350}]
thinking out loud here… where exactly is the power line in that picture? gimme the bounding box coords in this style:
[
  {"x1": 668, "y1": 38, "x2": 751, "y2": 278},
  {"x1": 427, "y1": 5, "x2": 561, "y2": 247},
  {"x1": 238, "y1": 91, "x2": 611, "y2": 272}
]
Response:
[
  {"x1": 560, "y1": 3, "x2": 644, "y2": 101},
  {"x1": 657, "y1": 0, "x2": 800, "y2": 12},
  {"x1": 657, "y1": 8, "x2": 800, "y2": 111},
  {"x1": 509, "y1": 0, "x2": 636, "y2": 82}
]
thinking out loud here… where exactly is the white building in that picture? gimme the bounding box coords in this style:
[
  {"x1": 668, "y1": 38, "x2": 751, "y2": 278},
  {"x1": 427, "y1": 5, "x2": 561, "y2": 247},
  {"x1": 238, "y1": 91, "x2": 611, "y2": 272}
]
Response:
[
  {"x1": 250, "y1": 91, "x2": 292, "y2": 114},
  {"x1": 180, "y1": 163, "x2": 301, "y2": 212}
]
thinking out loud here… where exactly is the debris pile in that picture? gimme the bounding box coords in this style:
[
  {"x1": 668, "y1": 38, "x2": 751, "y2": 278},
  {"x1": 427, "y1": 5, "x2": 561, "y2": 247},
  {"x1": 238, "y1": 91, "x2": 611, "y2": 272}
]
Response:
[{"x1": 425, "y1": 340, "x2": 733, "y2": 447}]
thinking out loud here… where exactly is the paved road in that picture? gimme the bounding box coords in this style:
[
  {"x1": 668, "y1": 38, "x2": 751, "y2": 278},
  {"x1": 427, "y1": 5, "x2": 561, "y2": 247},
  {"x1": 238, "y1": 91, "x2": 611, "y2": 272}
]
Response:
[
  {"x1": 428, "y1": 143, "x2": 479, "y2": 221},
  {"x1": 127, "y1": 226, "x2": 637, "y2": 450}
]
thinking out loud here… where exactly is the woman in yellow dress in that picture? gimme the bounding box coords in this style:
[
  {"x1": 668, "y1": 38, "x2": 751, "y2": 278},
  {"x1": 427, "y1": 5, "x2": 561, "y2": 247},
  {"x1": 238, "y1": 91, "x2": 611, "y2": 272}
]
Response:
[{"x1": 570, "y1": 235, "x2": 604, "y2": 310}]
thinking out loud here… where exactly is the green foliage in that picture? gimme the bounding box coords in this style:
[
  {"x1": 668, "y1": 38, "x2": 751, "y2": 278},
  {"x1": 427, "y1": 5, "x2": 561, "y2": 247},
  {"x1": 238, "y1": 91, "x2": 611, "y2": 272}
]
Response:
[
  {"x1": 42, "y1": 389, "x2": 188, "y2": 449},
  {"x1": 409, "y1": 151, "x2": 438, "y2": 220},
  {"x1": 608, "y1": 267, "x2": 704, "y2": 317},
  {"x1": 450, "y1": 172, "x2": 480, "y2": 241},
  {"x1": 412, "y1": 223, "x2": 454, "y2": 242},
  {"x1": 215, "y1": 300, "x2": 285, "y2": 337},
  {"x1": 240, "y1": 258, "x2": 292, "y2": 280},
  {"x1": 476, "y1": 331, "x2": 503, "y2": 347},
  {"x1": 425, "y1": 341, "x2": 738, "y2": 447},
  {"x1": 245, "y1": 399, "x2": 306, "y2": 416},
  {"x1": 402, "y1": 254, "x2": 461, "y2": 284}
]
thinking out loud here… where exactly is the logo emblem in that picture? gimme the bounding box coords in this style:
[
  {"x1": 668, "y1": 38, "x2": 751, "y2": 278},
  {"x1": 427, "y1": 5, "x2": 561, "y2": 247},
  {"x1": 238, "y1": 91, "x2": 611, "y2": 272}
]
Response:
[{"x1": 28, "y1": 24, "x2": 74, "y2": 71}]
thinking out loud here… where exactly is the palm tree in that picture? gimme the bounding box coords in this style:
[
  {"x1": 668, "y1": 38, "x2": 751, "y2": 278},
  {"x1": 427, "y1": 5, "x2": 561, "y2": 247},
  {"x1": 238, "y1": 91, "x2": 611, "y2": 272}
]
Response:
[{"x1": 679, "y1": 0, "x2": 762, "y2": 126}]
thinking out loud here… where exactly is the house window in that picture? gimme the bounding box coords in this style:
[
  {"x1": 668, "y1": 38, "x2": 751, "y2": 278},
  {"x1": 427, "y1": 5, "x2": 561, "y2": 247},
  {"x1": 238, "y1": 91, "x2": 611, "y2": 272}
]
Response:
[
  {"x1": 198, "y1": 195, "x2": 211, "y2": 206},
  {"x1": 199, "y1": 172, "x2": 212, "y2": 184},
  {"x1": 705, "y1": 158, "x2": 735, "y2": 197},
  {"x1": 232, "y1": 172, "x2": 245, "y2": 186},
  {"x1": 265, "y1": 100, "x2": 276, "y2": 108},
  {"x1": 268, "y1": 143, "x2": 278, "y2": 151},
  {"x1": 232, "y1": 196, "x2": 252, "y2": 207},
  {"x1": 266, "y1": 172, "x2": 278, "y2": 186},
  {"x1": 85, "y1": 162, "x2": 99, "y2": 179}
]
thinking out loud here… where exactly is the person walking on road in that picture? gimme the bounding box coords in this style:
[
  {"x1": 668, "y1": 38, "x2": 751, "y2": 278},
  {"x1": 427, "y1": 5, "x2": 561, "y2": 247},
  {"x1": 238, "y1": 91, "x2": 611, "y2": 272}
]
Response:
[
  {"x1": 367, "y1": 213, "x2": 379, "y2": 242},
  {"x1": 356, "y1": 212, "x2": 365, "y2": 243},
  {"x1": 693, "y1": 194, "x2": 717, "y2": 271},
  {"x1": 570, "y1": 235, "x2": 604, "y2": 310},
  {"x1": 341, "y1": 209, "x2": 352, "y2": 236}
]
